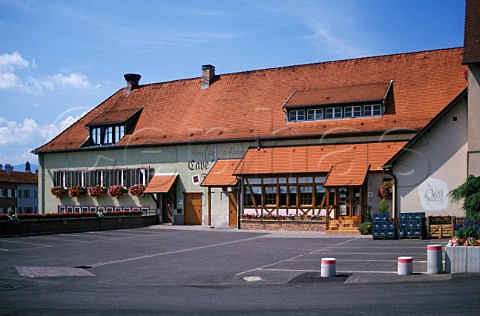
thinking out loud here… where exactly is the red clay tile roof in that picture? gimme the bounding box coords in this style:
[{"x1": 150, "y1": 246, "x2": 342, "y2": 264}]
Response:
[
  {"x1": 144, "y1": 174, "x2": 177, "y2": 193},
  {"x1": 233, "y1": 142, "x2": 406, "y2": 179},
  {"x1": 35, "y1": 48, "x2": 466, "y2": 153},
  {"x1": 201, "y1": 159, "x2": 240, "y2": 187},
  {"x1": 324, "y1": 163, "x2": 369, "y2": 187},
  {"x1": 463, "y1": 0, "x2": 480, "y2": 64},
  {"x1": 284, "y1": 82, "x2": 390, "y2": 108},
  {"x1": 86, "y1": 108, "x2": 142, "y2": 127},
  {"x1": 0, "y1": 170, "x2": 38, "y2": 184}
]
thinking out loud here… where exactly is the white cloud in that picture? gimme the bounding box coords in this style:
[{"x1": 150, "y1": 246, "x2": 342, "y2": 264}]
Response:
[
  {"x1": 0, "y1": 51, "x2": 96, "y2": 92},
  {"x1": 0, "y1": 117, "x2": 39, "y2": 145},
  {"x1": 0, "y1": 51, "x2": 30, "y2": 72}
]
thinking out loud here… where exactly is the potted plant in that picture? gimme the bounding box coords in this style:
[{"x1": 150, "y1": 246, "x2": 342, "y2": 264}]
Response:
[
  {"x1": 51, "y1": 186, "x2": 68, "y2": 198},
  {"x1": 129, "y1": 184, "x2": 146, "y2": 196},
  {"x1": 379, "y1": 180, "x2": 393, "y2": 199},
  {"x1": 87, "y1": 185, "x2": 107, "y2": 198},
  {"x1": 108, "y1": 185, "x2": 128, "y2": 197},
  {"x1": 68, "y1": 185, "x2": 87, "y2": 198},
  {"x1": 445, "y1": 175, "x2": 480, "y2": 273}
]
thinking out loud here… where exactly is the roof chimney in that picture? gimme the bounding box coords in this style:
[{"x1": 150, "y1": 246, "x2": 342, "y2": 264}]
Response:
[
  {"x1": 5, "y1": 164, "x2": 12, "y2": 175},
  {"x1": 0, "y1": 164, "x2": 2, "y2": 171},
  {"x1": 201, "y1": 64, "x2": 215, "y2": 89},
  {"x1": 25, "y1": 161, "x2": 31, "y2": 173},
  {"x1": 124, "y1": 73, "x2": 141, "y2": 95}
]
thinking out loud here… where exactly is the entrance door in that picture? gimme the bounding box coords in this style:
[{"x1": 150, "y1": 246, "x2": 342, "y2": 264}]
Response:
[
  {"x1": 184, "y1": 193, "x2": 203, "y2": 225},
  {"x1": 228, "y1": 191, "x2": 238, "y2": 227},
  {"x1": 338, "y1": 187, "x2": 361, "y2": 220}
]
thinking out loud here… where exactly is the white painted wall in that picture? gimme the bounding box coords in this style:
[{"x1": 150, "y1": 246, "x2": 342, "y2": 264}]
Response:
[{"x1": 393, "y1": 98, "x2": 468, "y2": 216}]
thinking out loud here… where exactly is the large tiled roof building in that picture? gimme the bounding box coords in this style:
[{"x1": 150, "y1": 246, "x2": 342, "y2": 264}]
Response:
[{"x1": 34, "y1": 1, "x2": 479, "y2": 232}]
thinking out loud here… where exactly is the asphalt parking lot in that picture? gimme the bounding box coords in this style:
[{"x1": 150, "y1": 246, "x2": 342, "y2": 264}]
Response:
[{"x1": 1, "y1": 226, "x2": 479, "y2": 315}]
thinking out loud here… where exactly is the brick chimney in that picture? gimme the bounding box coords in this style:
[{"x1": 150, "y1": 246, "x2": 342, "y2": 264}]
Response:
[
  {"x1": 201, "y1": 64, "x2": 215, "y2": 89},
  {"x1": 124, "y1": 73, "x2": 141, "y2": 95}
]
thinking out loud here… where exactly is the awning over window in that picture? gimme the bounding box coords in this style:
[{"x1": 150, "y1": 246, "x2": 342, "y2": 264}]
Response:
[
  {"x1": 324, "y1": 163, "x2": 370, "y2": 187},
  {"x1": 234, "y1": 141, "x2": 406, "y2": 186},
  {"x1": 85, "y1": 108, "x2": 142, "y2": 127},
  {"x1": 144, "y1": 173, "x2": 177, "y2": 193},
  {"x1": 284, "y1": 82, "x2": 391, "y2": 108},
  {"x1": 201, "y1": 159, "x2": 240, "y2": 187}
]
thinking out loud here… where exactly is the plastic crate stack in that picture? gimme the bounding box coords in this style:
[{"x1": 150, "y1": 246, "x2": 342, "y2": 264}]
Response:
[
  {"x1": 372, "y1": 213, "x2": 396, "y2": 239},
  {"x1": 398, "y1": 212, "x2": 425, "y2": 239}
]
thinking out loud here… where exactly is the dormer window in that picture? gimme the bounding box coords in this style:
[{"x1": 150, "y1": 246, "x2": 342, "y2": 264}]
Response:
[
  {"x1": 283, "y1": 81, "x2": 393, "y2": 123},
  {"x1": 83, "y1": 108, "x2": 142, "y2": 147}
]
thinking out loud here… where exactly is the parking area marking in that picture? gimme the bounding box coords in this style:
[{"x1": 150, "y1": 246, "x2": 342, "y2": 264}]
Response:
[
  {"x1": 236, "y1": 237, "x2": 360, "y2": 276},
  {"x1": 89, "y1": 234, "x2": 267, "y2": 268}
]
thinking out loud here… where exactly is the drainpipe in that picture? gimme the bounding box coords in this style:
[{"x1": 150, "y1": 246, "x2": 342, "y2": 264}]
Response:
[{"x1": 382, "y1": 164, "x2": 398, "y2": 219}]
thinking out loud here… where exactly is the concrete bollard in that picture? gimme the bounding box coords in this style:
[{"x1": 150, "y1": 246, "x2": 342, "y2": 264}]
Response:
[
  {"x1": 427, "y1": 245, "x2": 443, "y2": 274},
  {"x1": 398, "y1": 256, "x2": 413, "y2": 275},
  {"x1": 321, "y1": 258, "x2": 336, "y2": 278}
]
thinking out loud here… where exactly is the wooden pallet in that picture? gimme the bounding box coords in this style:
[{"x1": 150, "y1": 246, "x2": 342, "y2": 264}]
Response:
[{"x1": 427, "y1": 216, "x2": 455, "y2": 239}]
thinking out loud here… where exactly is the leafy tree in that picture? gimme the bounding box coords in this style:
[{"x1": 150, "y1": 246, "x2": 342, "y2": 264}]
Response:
[{"x1": 449, "y1": 175, "x2": 480, "y2": 220}]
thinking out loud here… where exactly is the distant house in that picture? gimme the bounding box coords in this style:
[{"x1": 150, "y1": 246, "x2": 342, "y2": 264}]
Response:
[
  {"x1": 0, "y1": 164, "x2": 38, "y2": 214},
  {"x1": 33, "y1": 1, "x2": 479, "y2": 232}
]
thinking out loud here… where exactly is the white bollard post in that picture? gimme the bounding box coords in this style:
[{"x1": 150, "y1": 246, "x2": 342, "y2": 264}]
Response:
[
  {"x1": 321, "y1": 258, "x2": 336, "y2": 278},
  {"x1": 398, "y1": 256, "x2": 413, "y2": 275},
  {"x1": 427, "y1": 245, "x2": 443, "y2": 274}
]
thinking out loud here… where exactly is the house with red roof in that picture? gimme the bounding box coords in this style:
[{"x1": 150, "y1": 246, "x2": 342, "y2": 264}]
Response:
[
  {"x1": 34, "y1": 1, "x2": 479, "y2": 233},
  {"x1": 0, "y1": 164, "x2": 38, "y2": 214}
]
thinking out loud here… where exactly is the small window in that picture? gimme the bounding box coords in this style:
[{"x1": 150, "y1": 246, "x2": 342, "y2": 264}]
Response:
[
  {"x1": 114, "y1": 125, "x2": 125, "y2": 143},
  {"x1": 103, "y1": 126, "x2": 113, "y2": 144},
  {"x1": 77, "y1": 171, "x2": 85, "y2": 186},
  {"x1": 364, "y1": 104, "x2": 382, "y2": 116},
  {"x1": 344, "y1": 106, "x2": 362, "y2": 118},
  {"x1": 288, "y1": 110, "x2": 305, "y2": 122},
  {"x1": 325, "y1": 107, "x2": 342, "y2": 119},
  {"x1": 307, "y1": 109, "x2": 323, "y2": 120},
  {"x1": 54, "y1": 171, "x2": 67, "y2": 187},
  {"x1": 96, "y1": 170, "x2": 106, "y2": 186},
  {"x1": 116, "y1": 169, "x2": 127, "y2": 186},
  {"x1": 137, "y1": 168, "x2": 147, "y2": 185},
  {"x1": 92, "y1": 127, "x2": 101, "y2": 145}
]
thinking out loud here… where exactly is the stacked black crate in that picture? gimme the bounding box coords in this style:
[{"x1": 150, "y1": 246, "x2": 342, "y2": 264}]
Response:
[
  {"x1": 372, "y1": 214, "x2": 396, "y2": 239},
  {"x1": 398, "y1": 212, "x2": 425, "y2": 239}
]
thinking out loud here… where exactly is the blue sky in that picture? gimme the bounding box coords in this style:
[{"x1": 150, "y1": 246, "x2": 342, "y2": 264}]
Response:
[{"x1": 0, "y1": 0, "x2": 466, "y2": 166}]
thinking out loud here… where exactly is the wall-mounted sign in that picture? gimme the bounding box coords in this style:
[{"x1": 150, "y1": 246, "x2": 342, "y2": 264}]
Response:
[
  {"x1": 418, "y1": 177, "x2": 448, "y2": 211},
  {"x1": 192, "y1": 174, "x2": 200, "y2": 185}
]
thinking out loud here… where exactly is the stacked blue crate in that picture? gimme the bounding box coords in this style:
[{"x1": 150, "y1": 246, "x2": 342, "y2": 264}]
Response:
[
  {"x1": 372, "y1": 213, "x2": 396, "y2": 239},
  {"x1": 398, "y1": 212, "x2": 425, "y2": 239}
]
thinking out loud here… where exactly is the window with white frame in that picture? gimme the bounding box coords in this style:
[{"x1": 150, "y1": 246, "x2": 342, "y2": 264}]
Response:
[
  {"x1": 55, "y1": 171, "x2": 67, "y2": 187},
  {"x1": 77, "y1": 171, "x2": 86, "y2": 186},
  {"x1": 95, "y1": 170, "x2": 106, "y2": 186},
  {"x1": 116, "y1": 169, "x2": 127, "y2": 186},
  {"x1": 92, "y1": 127, "x2": 101, "y2": 145},
  {"x1": 344, "y1": 106, "x2": 362, "y2": 118},
  {"x1": 325, "y1": 107, "x2": 342, "y2": 119},
  {"x1": 103, "y1": 126, "x2": 113, "y2": 144},
  {"x1": 137, "y1": 168, "x2": 147, "y2": 185},
  {"x1": 364, "y1": 104, "x2": 382, "y2": 116},
  {"x1": 288, "y1": 110, "x2": 305, "y2": 122},
  {"x1": 114, "y1": 125, "x2": 125, "y2": 143},
  {"x1": 307, "y1": 109, "x2": 323, "y2": 120}
]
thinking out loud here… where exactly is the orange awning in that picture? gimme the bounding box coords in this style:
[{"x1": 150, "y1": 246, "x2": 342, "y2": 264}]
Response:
[
  {"x1": 324, "y1": 163, "x2": 370, "y2": 187},
  {"x1": 201, "y1": 159, "x2": 240, "y2": 187},
  {"x1": 144, "y1": 174, "x2": 177, "y2": 193}
]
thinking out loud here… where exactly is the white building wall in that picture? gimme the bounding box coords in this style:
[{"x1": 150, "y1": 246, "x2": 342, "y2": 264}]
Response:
[{"x1": 393, "y1": 98, "x2": 468, "y2": 217}]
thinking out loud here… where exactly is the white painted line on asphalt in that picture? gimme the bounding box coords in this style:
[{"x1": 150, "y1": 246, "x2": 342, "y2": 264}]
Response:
[
  {"x1": 0, "y1": 239, "x2": 52, "y2": 247},
  {"x1": 89, "y1": 234, "x2": 267, "y2": 268},
  {"x1": 308, "y1": 252, "x2": 425, "y2": 255},
  {"x1": 0, "y1": 248, "x2": 10, "y2": 251},
  {"x1": 236, "y1": 237, "x2": 361, "y2": 276},
  {"x1": 258, "y1": 268, "x2": 321, "y2": 273},
  {"x1": 32, "y1": 236, "x2": 89, "y2": 243}
]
